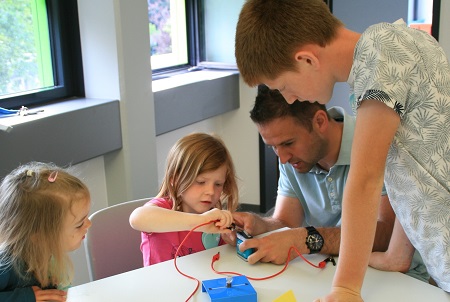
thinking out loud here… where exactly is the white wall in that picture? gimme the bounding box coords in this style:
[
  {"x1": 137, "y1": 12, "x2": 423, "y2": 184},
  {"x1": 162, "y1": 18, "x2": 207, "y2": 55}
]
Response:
[
  {"x1": 73, "y1": 0, "x2": 259, "y2": 286},
  {"x1": 221, "y1": 80, "x2": 260, "y2": 205},
  {"x1": 70, "y1": 157, "x2": 108, "y2": 286},
  {"x1": 78, "y1": 0, "x2": 159, "y2": 206},
  {"x1": 73, "y1": 0, "x2": 160, "y2": 286},
  {"x1": 155, "y1": 80, "x2": 260, "y2": 206}
]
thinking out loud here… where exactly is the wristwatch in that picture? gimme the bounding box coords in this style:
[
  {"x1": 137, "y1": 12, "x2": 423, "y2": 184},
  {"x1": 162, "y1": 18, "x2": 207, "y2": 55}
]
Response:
[{"x1": 305, "y1": 226, "x2": 324, "y2": 254}]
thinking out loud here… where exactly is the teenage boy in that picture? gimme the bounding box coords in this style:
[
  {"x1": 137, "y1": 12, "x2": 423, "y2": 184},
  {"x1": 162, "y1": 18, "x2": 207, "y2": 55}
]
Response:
[{"x1": 235, "y1": 1, "x2": 450, "y2": 301}]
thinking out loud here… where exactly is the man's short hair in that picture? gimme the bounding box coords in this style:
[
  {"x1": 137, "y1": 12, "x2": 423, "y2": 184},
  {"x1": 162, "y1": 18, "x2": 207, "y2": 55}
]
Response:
[{"x1": 250, "y1": 84, "x2": 328, "y2": 131}]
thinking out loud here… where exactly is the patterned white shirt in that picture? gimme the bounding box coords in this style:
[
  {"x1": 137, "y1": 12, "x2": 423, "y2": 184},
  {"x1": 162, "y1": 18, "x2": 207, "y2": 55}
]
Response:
[{"x1": 348, "y1": 19, "x2": 450, "y2": 290}]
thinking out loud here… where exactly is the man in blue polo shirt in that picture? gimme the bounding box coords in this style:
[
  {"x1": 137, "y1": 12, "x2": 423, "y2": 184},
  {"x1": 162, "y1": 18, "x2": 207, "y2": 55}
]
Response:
[{"x1": 232, "y1": 85, "x2": 428, "y2": 283}]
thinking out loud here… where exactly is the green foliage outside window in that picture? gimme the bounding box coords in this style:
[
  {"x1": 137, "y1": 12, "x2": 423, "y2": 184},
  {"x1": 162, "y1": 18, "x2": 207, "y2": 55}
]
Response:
[{"x1": 0, "y1": 0, "x2": 53, "y2": 98}]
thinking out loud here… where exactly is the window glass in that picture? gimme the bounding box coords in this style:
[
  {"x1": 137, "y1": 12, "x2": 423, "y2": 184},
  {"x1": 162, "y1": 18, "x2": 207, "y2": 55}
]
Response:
[
  {"x1": 0, "y1": 0, "x2": 83, "y2": 110},
  {"x1": 150, "y1": 0, "x2": 244, "y2": 73},
  {"x1": 149, "y1": 0, "x2": 188, "y2": 70},
  {"x1": 0, "y1": 0, "x2": 54, "y2": 99},
  {"x1": 199, "y1": 0, "x2": 244, "y2": 67},
  {"x1": 408, "y1": 0, "x2": 434, "y2": 35}
]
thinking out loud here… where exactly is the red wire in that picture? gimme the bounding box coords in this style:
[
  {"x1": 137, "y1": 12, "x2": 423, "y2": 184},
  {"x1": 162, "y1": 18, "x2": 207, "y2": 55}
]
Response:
[
  {"x1": 173, "y1": 220, "x2": 217, "y2": 302},
  {"x1": 211, "y1": 246, "x2": 328, "y2": 280},
  {"x1": 175, "y1": 220, "x2": 331, "y2": 300}
]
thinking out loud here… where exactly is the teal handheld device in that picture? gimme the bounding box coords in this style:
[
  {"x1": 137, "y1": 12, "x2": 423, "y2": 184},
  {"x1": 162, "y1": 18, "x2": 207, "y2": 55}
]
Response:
[{"x1": 236, "y1": 230, "x2": 255, "y2": 261}]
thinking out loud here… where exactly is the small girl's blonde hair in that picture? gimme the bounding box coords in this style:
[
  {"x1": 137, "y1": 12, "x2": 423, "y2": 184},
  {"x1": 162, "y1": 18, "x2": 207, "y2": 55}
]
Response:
[
  {"x1": 157, "y1": 133, "x2": 239, "y2": 212},
  {"x1": 0, "y1": 162, "x2": 90, "y2": 288}
]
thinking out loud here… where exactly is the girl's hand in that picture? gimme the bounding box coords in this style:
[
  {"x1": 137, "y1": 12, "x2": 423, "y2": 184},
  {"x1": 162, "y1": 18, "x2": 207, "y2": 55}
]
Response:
[
  {"x1": 198, "y1": 208, "x2": 233, "y2": 233},
  {"x1": 33, "y1": 286, "x2": 67, "y2": 302}
]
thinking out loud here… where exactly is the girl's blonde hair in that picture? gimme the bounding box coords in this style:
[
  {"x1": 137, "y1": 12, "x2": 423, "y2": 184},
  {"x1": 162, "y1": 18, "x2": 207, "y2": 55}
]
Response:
[
  {"x1": 157, "y1": 133, "x2": 239, "y2": 212},
  {"x1": 0, "y1": 162, "x2": 90, "y2": 288}
]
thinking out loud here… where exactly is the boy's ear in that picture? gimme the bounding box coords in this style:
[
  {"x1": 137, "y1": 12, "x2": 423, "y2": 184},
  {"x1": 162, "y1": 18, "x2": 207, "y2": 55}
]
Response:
[{"x1": 294, "y1": 48, "x2": 320, "y2": 70}]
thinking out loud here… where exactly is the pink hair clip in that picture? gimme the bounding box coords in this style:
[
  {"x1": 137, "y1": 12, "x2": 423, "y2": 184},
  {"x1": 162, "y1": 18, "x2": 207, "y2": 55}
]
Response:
[{"x1": 48, "y1": 171, "x2": 58, "y2": 183}]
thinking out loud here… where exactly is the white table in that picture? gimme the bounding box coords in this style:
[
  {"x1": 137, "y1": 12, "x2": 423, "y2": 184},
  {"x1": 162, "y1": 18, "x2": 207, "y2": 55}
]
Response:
[{"x1": 68, "y1": 243, "x2": 450, "y2": 301}]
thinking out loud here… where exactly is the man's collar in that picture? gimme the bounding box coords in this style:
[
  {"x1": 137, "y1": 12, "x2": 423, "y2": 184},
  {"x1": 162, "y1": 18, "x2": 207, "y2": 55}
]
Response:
[{"x1": 328, "y1": 106, "x2": 355, "y2": 166}]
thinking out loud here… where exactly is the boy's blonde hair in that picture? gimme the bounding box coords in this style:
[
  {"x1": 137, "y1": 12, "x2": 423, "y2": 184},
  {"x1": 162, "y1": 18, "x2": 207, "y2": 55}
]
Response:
[
  {"x1": 157, "y1": 133, "x2": 239, "y2": 213},
  {"x1": 0, "y1": 162, "x2": 90, "y2": 288},
  {"x1": 235, "y1": 0, "x2": 343, "y2": 86}
]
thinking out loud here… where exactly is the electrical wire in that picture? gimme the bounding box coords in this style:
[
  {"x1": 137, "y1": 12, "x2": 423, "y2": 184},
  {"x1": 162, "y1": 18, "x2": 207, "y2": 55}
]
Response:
[
  {"x1": 210, "y1": 246, "x2": 334, "y2": 281},
  {"x1": 174, "y1": 220, "x2": 335, "y2": 300},
  {"x1": 173, "y1": 220, "x2": 217, "y2": 302}
]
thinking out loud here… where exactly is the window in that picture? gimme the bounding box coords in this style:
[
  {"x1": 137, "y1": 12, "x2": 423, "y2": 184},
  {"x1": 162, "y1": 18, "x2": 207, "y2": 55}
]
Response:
[
  {"x1": 0, "y1": 0, "x2": 84, "y2": 109},
  {"x1": 197, "y1": 0, "x2": 245, "y2": 68},
  {"x1": 408, "y1": 0, "x2": 434, "y2": 35},
  {"x1": 149, "y1": 0, "x2": 244, "y2": 77},
  {"x1": 0, "y1": 1, "x2": 53, "y2": 99},
  {"x1": 149, "y1": 0, "x2": 188, "y2": 70}
]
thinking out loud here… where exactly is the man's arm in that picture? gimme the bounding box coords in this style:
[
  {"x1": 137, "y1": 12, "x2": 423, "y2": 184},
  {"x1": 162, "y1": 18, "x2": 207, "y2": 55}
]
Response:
[
  {"x1": 232, "y1": 195, "x2": 304, "y2": 236},
  {"x1": 239, "y1": 193, "x2": 395, "y2": 264},
  {"x1": 370, "y1": 218, "x2": 415, "y2": 272},
  {"x1": 316, "y1": 194, "x2": 393, "y2": 255},
  {"x1": 237, "y1": 195, "x2": 337, "y2": 263},
  {"x1": 271, "y1": 195, "x2": 304, "y2": 228},
  {"x1": 233, "y1": 195, "x2": 306, "y2": 264},
  {"x1": 372, "y1": 194, "x2": 395, "y2": 252}
]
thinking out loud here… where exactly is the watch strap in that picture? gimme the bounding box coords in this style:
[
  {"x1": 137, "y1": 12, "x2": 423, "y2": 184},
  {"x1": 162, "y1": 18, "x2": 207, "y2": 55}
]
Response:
[
  {"x1": 305, "y1": 226, "x2": 323, "y2": 254},
  {"x1": 306, "y1": 226, "x2": 318, "y2": 234}
]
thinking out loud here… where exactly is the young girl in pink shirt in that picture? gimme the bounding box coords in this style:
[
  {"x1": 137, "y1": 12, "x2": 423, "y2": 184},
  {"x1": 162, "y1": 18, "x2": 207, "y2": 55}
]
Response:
[{"x1": 129, "y1": 133, "x2": 239, "y2": 265}]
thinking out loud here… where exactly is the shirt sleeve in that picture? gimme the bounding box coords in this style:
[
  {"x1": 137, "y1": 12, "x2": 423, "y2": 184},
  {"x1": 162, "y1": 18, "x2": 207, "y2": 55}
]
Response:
[
  {"x1": 0, "y1": 287, "x2": 36, "y2": 302},
  {"x1": 352, "y1": 22, "x2": 425, "y2": 118},
  {"x1": 148, "y1": 197, "x2": 172, "y2": 209},
  {"x1": 0, "y1": 267, "x2": 36, "y2": 302}
]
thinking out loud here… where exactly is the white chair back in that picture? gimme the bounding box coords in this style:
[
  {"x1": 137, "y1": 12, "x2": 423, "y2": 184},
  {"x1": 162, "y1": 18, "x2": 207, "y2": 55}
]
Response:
[{"x1": 84, "y1": 198, "x2": 149, "y2": 281}]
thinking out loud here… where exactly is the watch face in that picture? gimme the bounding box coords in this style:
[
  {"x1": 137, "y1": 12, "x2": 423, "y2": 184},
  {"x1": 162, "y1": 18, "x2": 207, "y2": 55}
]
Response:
[{"x1": 307, "y1": 233, "x2": 324, "y2": 251}]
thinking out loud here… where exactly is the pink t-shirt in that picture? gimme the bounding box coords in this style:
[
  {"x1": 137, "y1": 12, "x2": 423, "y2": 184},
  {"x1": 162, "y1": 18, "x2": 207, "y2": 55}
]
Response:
[{"x1": 140, "y1": 198, "x2": 225, "y2": 266}]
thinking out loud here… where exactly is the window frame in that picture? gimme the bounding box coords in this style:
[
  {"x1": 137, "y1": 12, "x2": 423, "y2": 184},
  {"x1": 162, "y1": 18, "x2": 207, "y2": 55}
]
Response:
[
  {"x1": 0, "y1": 0, "x2": 84, "y2": 109},
  {"x1": 152, "y1": 0, "x2": 240, "y2": 80},
  {"x1": 432, "y1": 0, "x2": 440, "y2": 40}
]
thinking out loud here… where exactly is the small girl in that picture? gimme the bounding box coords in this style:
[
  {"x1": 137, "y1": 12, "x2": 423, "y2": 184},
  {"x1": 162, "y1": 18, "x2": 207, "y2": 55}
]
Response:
[
  {"x1": 0, "y1": 162, "x2": 92, "y2": 302},
  {"x1": 130, "y1": 132, "x2": 239, "y2": 266}
]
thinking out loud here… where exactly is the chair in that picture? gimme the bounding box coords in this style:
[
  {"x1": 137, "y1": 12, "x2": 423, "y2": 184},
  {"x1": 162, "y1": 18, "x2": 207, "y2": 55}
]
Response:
[{"x1": 84, "y1": 197, "x2": 150, "y2": 281}]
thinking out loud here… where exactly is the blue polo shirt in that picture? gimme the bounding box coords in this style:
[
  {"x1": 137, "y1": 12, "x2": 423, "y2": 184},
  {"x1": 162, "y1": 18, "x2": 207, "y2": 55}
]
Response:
[
  {"x1": 277, "y1": 106, "x2": 386, "y2": 227},
  {"x1": 276, "y1": 106, "x2": 428, "y2": 283}
]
